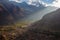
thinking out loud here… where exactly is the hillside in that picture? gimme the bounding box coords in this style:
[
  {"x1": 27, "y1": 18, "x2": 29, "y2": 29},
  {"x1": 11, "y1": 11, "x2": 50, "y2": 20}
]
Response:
[
  {"x1": 29, "y1": 8, "x2": 60, "y2": 32},
  {"x1": 16, "y1": 8, "x2": 60, "y2": 40}
]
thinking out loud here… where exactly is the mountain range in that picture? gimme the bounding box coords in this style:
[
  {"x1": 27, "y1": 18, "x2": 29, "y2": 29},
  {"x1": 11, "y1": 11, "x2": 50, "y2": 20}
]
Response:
[
  {"x1": 0, "y1": 0, "x2": 45, "y2": 25},
  {"x1": 0, "y1": 0, "x2": 58, "y2": 26}
]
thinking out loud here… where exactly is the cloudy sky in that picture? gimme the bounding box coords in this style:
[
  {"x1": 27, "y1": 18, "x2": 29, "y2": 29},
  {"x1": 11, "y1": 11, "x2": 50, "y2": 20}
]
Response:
[{"x1": 9, "y1": 0, "x2": 60, "y2": 8}]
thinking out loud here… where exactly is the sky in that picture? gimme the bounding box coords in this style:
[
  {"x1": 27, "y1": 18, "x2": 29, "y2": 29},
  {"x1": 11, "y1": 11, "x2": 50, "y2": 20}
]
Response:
[{"x1": 9, "y1": 0, "x2": 60, "y2": 8}]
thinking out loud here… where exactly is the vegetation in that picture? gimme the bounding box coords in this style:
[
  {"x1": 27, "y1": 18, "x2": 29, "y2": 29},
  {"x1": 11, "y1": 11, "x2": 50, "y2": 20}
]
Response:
[{"x1": 0, "y1": 23, "x2": 28, "y2": 40}]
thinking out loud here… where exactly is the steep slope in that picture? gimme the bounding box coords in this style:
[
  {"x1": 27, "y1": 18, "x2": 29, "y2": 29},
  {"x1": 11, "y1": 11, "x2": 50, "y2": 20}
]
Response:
[
  {"x1": 0, "y1": 1, "x2": 24, "y2": 25},
  {"x1": 28, "y1": 8, "x2": 60, "y2": 32},
  {"x1": 0, "y1": 4, "x2": 15, "y2": 26}
]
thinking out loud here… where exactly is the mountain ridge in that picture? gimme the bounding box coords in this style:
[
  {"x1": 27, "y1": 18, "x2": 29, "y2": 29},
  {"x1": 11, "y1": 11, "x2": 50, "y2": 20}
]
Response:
[{"x1": 28, "y1": 8, "x2": 60, "y2": 32}]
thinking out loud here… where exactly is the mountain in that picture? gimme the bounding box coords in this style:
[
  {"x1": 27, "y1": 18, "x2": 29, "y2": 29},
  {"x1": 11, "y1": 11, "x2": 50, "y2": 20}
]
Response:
[
  {"x1": 20, "y1": 6, "x2": 58, "y2": 24},
  {"x1": 0, "y1": 0, "x2": 45, "y2": 26},
  {"x1": 0, "y1": 1, "x2": 25, "y2": 25},
  {"x1": 0, "y1": 4, "x2": 15, "y2": 25},
  {"x1": 14, "y1": 8, "x2": 60, "y2": 40},
  {"x1": 20, "y1": 8, "x2": 60, "y2": 40},
  {"x1": 28, "y1": 8, "x2": 60, "y2": 33},
  {"x1": 10, "y1": 1, "x2": 45, "y2": 12}
]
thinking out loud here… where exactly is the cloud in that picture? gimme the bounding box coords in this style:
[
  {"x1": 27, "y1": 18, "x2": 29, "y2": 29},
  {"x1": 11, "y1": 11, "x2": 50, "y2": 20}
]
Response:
[
  {"x1": 27, "y1": 0, "x2": 38, "y2": 4},
  {"x1": 9, "y1": 0, "x2": 60, "y2": 8},
  {"x1": 27, "y1": 0, "x2": 32, "y2": 4},
  {"x1": 42, "y1": 0, "x2": 60, "y2": 8},
  {"x1": 27, "y1": 0, "x2": 60, "y2": 8},
  {"x1": 9, "y1": 0, "x2": 22, "y2": 3},
  {"x1": 51, "y1": 0, "x2": 60, "y2": 8}
]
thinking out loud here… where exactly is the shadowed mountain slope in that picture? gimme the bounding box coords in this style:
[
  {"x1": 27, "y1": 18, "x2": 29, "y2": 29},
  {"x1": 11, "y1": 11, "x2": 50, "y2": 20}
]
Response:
[
  {"x1": 14, "y1": 8, "x2": 60, "y2": 40},
  {"x1": 28, "y1": 8, "x2": 60, "y2": 32}
]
